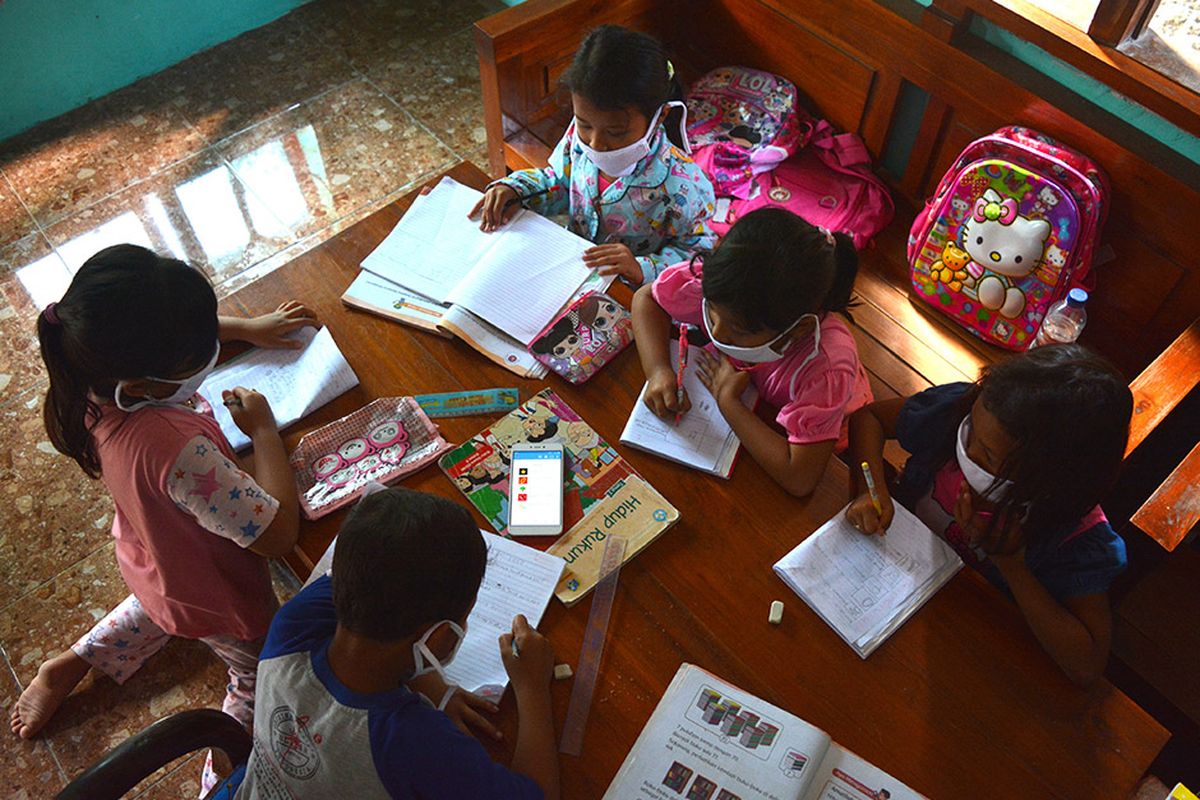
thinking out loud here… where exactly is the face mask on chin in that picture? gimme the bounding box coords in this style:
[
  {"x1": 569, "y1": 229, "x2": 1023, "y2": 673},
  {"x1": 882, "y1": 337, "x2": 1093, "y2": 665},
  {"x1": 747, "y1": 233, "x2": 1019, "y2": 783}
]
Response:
[
  {"x1": 114, "y1": 342, "x2": 220, "y2": 412},
  {"x1": 411, "y1": 619, "x2": 466, "y2": 711}
]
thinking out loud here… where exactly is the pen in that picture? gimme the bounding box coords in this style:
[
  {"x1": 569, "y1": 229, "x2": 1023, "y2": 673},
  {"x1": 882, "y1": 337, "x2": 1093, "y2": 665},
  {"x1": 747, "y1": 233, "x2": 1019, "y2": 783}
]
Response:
[
  {"x1": 861, "y1": 461, "x2": 883, "y2": 516},
  {"x1": 675, "y1": 324, "x2": 688, "y2": 425},
  {"x1": 223, "y1": 397, "x2": 243, "y2": 408},
  {"x1": 511, "y1": 637, "x2": 520, "y2": 659}
]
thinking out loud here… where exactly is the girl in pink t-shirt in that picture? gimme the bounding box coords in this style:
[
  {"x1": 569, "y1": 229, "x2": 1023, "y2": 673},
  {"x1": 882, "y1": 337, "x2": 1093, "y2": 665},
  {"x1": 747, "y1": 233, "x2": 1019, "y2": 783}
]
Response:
[
  {"x1": 632, "y1": 207, "x2": 872, "y2": 496},
  {"x1": 11, "y1": 245, "x2": 313, "y2": 742}
]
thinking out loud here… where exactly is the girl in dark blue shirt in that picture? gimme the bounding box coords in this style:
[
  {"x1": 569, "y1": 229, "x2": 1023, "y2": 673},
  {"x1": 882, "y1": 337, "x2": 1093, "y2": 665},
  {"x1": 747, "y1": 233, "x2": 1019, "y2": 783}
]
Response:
[{"x1": 845, "y1": 344, "x2": 1131, "y2": 684}]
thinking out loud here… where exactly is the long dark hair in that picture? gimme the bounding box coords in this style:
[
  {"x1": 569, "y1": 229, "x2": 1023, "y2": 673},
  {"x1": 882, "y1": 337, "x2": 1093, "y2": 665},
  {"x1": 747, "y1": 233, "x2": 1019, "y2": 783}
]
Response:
[
  {"x1": 701, "y1": 207, "x2": 858, "y2": 332},
  {"x1": 38, "y1": 245, "x2": 219, "y2": 477},
  {"x1": 562, "y1": 25, "x2": 686, "y2": 148},
  {"x1": 943, "y1": 344, "x2": 1131, "y2": 545}
]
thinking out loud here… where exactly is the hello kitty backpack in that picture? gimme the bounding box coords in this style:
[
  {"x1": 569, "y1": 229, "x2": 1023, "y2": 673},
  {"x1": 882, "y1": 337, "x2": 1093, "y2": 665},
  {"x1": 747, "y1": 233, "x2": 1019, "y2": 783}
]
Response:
[
  {"x1": 686, "y1": 66, "x2": 814, "y2": 199},
  {"x1": 908, "y1": 126, "x2": 1109, "y2": 350}
]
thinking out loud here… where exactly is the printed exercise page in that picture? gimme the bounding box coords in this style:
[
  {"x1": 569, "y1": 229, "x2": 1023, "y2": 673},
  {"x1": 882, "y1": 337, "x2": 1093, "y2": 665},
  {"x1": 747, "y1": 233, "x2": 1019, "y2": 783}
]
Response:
[
  {"x1": 802, "y1": 745, "x2": 926, "y2": 800},
  {"x1": 443, "y1": 532, "x2": 564, "y2": 696},
  {"x1": 774, "y1": 503, "x2": 959, "y2": 647},
  {"x1": 359, "y1": 177, "x2": 495, "y2": 303},
  {"x1": 446, "y1": 204, "x2": 595, "y2": 345},
  {"x1": 622, "y1": 341, "x2": 753, "y2": 474},
  {"x1": 199, "y1": 327, "x2": 360, "y2": 451},
  {"x1": 603, "y1": 664, "x2": 830, "y2": 800}
]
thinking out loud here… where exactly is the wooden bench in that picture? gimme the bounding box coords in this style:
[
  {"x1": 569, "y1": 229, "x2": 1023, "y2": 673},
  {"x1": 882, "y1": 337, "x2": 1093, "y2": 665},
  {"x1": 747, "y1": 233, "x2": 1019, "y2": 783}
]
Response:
[{"x1": 472, "y1": 0, "x2": 1200, "y2": 390}]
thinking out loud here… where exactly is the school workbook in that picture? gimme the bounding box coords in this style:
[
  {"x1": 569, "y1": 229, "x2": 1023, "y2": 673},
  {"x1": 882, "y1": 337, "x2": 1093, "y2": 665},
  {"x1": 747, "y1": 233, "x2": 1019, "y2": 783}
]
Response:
[
  {"x1": 620, "y1": 341, "x2": 757, "y2": 478},
  {"x1": 345, "y1": 177, "x2": 612, "y2": 378},
  {"x1": 439, "y1": 388, "x2": 679, "y2": 606},
  {"x1": 605, "y1": 664, "x2": 927, "y2": 800},
  {"x1": 773, "y1": 502, "x2": 962, "y2": 658}
]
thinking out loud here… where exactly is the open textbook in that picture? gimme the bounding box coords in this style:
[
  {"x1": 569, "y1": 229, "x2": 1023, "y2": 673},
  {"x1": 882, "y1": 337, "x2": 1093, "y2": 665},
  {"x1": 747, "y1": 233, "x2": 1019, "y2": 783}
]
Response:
[
  {"x1": 305, "y1": 529, "x2": 562, "y2": 697},
  {"x1": 198, "y1": 326, "x2": 359, "y2": 451},
  {"x1": 605, "y1": 664, "x2": 927, "y2": 800},
  {"x1": 773, "y1": 502, "x2": 962, "y2": 658},
  {"x1": 347, "y1": 177, "x2": 612, "y2": 378},
  {"x1": 621, "y1": 341, "x2": 757, "y2": 478}
]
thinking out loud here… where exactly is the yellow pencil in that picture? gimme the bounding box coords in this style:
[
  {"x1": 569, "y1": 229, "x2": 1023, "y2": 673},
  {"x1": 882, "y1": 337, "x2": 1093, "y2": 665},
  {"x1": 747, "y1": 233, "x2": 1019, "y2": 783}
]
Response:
[{"x1": 860, "y1": 461, "x2": 883, "y2": 516}]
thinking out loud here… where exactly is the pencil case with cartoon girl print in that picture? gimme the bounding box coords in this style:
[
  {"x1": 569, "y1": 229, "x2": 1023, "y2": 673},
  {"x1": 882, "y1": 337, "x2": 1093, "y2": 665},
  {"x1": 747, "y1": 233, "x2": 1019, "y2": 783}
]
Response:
[{"x1": 527, "y1": 291, "x2": 634, "y2": 384}]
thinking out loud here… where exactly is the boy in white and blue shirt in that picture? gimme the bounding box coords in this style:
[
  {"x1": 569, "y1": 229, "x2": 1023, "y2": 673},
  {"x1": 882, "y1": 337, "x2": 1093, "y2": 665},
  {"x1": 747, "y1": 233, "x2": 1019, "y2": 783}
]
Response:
[{"x1": 231, "y1": 488, "x2": 560, "y2": 800}]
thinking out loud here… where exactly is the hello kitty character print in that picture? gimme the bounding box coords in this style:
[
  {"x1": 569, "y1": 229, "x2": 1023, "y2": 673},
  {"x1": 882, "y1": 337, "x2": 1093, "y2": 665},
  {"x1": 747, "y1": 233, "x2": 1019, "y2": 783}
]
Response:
[{"x1": 908, "y1": 126, "x2": 1109, "y2": 350}]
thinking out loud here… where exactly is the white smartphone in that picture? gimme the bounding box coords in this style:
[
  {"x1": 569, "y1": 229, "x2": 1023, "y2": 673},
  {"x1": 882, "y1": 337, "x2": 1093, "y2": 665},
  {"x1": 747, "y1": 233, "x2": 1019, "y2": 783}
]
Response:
[{"x1": 507, "y1": 442, "x2": 565, "y2": 537}]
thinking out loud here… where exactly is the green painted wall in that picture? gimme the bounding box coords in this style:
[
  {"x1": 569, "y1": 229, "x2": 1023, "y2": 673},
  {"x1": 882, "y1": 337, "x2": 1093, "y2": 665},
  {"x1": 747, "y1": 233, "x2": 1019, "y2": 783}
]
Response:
[
  {"x1": 0, "y1": 0, "x2": 311, "y2": 141},
  {"x1": 886, "y1": 1, "x2": 1200, "y2": 171}
]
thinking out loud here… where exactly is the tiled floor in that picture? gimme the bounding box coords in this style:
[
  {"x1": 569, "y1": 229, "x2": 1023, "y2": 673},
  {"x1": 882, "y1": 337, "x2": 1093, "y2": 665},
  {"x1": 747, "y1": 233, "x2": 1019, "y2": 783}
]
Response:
[{"x1": 0, "y1": 0, "x2": 499, "y2": 794}]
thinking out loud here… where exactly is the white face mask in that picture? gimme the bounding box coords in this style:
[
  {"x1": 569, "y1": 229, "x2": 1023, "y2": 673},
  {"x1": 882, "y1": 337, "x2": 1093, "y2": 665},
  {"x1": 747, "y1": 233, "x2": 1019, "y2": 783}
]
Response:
[
  {"x1": 955, "y1": 416, "x2": 1013, "y2": 501},
  {"x1": 576, "y1": 101, "x2": 689, "y2": 177},
  {"x1": 114, "y1": 342, "x2": 220, "y2": 412},
  {"x1": 702, "y1": 300, "x2": 822, "y2": 399},
  {"x1": 411, "y1": 619, "x2": 466, "y2": 706}
]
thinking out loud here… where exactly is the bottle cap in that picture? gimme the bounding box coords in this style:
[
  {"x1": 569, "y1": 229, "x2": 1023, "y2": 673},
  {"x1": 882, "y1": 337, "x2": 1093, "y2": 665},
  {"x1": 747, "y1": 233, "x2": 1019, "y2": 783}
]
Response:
[{"x1": 1066, "y1": 288, "x2": 1088, "y2": 307}]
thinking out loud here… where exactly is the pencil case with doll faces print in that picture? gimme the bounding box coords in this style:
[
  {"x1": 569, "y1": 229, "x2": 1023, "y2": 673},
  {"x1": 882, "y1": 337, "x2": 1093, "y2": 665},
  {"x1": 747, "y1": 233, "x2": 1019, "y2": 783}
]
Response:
[{"x1": 527, "y1": 291, "x2": 634, "y2": 384}]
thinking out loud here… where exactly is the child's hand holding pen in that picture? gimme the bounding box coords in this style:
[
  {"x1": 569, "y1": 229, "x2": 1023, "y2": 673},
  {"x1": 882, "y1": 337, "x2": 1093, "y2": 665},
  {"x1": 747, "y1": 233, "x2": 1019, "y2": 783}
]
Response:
[
  {"x1": 222, "y1": 387, "x2": 278, "y2": 439},
  {"x1": 500, "y1": 614, "x2": 554, "y2": 694},
  {"x1": 469, "y1": 185, "x2": 521, "y2": 232},
  {"x1": 845, "y1": 461, "x2": 895, "y2": 535}
]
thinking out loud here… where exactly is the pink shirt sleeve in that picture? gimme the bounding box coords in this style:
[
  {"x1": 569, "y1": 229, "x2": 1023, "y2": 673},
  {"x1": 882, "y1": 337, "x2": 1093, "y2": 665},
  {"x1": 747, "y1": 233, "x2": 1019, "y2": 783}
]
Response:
[
  {"x1": 166, "y1": 435, "x2": 279, "y2": 546},
  {"x1": 776, "y1": 366, "x2": 859, "y2": 445},
  {"x1": 649, "y1": 260, "x2": 705, "y2": 326}
]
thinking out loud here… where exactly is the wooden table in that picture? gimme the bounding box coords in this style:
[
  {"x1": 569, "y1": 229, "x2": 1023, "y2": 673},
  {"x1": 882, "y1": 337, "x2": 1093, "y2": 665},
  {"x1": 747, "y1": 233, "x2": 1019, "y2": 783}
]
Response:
[{"x1": 219, "y1": 163, "x2": 1167, "y2": 800}]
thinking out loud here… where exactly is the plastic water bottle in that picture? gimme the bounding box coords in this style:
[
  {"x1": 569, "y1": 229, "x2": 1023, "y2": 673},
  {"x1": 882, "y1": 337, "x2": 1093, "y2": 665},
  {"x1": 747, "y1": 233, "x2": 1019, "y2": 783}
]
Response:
[{"x1": 1031, "y1": 288, "x2": 1088, "y2": 348}]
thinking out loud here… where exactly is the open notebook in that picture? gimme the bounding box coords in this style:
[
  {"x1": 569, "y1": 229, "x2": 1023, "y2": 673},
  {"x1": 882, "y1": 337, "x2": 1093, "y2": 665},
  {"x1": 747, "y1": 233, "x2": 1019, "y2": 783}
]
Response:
[
  {"x1": 348, "y1": 177, "x2": 610, "y2": 377},
  {"x1": 198, "y1": 327, "x2": 359, "y2": 451},
  {"x1": 605, "y1": 663, "x2": 927, "y2": 799},
  {"x1": 306, "y1": 529, "x2": 562, "y2": 698},
  {"x1": 773, "y1": 502, "x2": 962, "y2": 658},
  {"x1": 620, "y1": 342, "x2": 757, "y2": 478}
]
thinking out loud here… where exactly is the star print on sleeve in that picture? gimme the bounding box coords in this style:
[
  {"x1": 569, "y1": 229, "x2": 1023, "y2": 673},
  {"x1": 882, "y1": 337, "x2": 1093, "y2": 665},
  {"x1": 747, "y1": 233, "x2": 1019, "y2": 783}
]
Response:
[{"x1": 167, "y1": 435, "x2": 279, "y2": 548}]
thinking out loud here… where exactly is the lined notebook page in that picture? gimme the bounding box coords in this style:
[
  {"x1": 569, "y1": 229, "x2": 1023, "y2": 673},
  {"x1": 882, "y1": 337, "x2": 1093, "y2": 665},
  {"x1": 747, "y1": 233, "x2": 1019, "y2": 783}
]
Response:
[
  {"x1": 774, "y1": 502, "x2": 960, "y2": 647},
  {"x1": 447, "y1": 208, "x2": 594, "y2": 345},
  {"x1": 445, "y1": 532, "x2": 564, "y2": 696},
  {"x1": 621, "y1": 342, "x2": 751, "y2": 475},
  {"x1": 302, "y1": 530, "x2": 563, "y2": 697},
  {"x1": 359, "y1": 178, "x2": 495, "y2": 303},
  {"x1": 198, "y1": 327, "x2": 359, "y2": 451}
]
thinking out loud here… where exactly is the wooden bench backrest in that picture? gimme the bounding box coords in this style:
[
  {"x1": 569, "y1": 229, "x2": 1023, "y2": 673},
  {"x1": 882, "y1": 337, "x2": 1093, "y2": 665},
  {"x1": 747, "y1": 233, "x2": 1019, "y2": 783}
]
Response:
[{"x1": 476, "y1": 0, "x2": 1200, "y2": 378}]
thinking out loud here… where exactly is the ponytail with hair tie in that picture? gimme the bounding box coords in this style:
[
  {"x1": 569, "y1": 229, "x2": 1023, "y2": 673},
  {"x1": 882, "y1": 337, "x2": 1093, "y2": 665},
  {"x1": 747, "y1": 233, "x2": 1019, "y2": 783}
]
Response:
[{"x1": 42, "y1": 302, "x2": 62, "y2": 326}]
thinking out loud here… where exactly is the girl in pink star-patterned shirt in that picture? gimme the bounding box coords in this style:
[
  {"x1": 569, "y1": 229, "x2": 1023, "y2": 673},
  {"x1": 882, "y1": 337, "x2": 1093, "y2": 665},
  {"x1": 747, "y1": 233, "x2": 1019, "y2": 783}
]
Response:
[{"x1": 12, "y1": 245, "x2": 313, "y2": 758}]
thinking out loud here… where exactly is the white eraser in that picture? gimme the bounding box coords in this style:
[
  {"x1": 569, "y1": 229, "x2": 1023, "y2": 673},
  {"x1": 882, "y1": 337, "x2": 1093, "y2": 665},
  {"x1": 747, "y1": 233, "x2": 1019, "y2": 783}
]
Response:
[
  {"x1": 769, "y1": 600, "x2": 784, "y2": 625},
  {"x1": 554, "y1": 663, "x2": 574, "y2": 680}
]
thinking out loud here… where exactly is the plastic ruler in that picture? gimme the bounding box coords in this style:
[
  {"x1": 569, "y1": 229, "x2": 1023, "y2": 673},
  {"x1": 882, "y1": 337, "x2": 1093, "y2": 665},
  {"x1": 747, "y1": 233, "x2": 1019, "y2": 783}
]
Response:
[
  {"x1": 559, "y1": 535, "x2": 627, "y2": 756},
  {"x1": 412, "y1": 388, "x2": 519, "y2": 418}
]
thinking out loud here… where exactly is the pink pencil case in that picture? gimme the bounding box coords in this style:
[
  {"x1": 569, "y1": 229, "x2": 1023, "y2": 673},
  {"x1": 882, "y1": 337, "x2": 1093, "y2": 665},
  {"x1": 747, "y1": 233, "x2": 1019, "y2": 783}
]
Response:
[
  {"x1": 290, "y1": 397, "x2": 450, "y2": 519},
  {"x1": 527, "y1": 291, "x2": 634, "y2": 384}
]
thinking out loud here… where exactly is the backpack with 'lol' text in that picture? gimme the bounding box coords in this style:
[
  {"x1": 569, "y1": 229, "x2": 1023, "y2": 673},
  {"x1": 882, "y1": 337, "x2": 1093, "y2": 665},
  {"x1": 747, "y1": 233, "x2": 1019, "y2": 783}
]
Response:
[
  {"x1": 707, "y1": 119, "x2": 894, "y2": 250},
  {"x1": 908, "y1": 126, "x2": 1109, "y2": 350},
  {"x1": 686, "y1": 66, "x2": 813, "y2": 199}
]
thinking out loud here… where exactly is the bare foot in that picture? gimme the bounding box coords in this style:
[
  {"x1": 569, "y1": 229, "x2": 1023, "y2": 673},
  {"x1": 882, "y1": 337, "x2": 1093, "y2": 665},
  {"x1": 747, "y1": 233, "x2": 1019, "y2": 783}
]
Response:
[{"x1": 10, "y1": 650, "x2": 90, "y2": 739}]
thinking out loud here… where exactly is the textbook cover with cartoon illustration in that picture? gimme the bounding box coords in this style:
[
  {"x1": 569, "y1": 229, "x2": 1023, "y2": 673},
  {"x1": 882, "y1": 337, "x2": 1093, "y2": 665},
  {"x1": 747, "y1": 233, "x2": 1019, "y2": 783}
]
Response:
[
  {"x1": 439, "y1": 388, "x2": 679, "y2": 605},
  {"x1": 345, "y1": 177, "x2": 613, "y2": 379},
  {"x1": 605, "y1": 664, "x2": 927, "y2": 800}
]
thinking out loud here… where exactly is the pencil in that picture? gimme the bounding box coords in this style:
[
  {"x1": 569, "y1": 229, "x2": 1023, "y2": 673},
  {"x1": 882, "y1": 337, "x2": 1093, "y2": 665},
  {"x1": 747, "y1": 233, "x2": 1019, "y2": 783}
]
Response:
[
  {"x1": 675, "y1": 324, "x2": 688, "y2": 425},
  {"x1": 511, "y1": 638, "x2": 520, "y2": 659},
  {"x1": 861, "y1": 461, "x2": 883, "y2": 516}
]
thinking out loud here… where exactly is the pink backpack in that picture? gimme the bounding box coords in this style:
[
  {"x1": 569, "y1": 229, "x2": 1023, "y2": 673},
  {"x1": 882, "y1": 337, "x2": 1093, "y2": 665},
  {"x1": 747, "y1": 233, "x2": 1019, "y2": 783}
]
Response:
[
  {"x1": 908, "y1": 126, "x2": 1109, "y2": 350},
  {"x1": 686, "y1": 66, "x2": 813, "y2": 199},
  {"x1": 707, "y1": 120, "x2": 894, "y2": 249}
]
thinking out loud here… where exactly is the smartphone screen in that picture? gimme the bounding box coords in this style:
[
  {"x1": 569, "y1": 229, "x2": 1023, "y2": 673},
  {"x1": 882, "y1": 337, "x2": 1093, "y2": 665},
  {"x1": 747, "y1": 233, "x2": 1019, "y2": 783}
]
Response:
[{"x1": 509, "y1": 447, "x2": 564, "y2": 531}]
